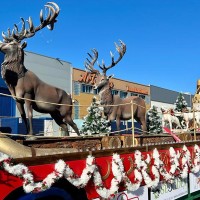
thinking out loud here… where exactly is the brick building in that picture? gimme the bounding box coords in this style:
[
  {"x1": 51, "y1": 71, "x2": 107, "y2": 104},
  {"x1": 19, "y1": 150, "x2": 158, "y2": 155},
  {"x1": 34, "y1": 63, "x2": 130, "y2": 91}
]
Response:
[{"x1": 72, "y1": 68, "x2": 151, "y2": 120}]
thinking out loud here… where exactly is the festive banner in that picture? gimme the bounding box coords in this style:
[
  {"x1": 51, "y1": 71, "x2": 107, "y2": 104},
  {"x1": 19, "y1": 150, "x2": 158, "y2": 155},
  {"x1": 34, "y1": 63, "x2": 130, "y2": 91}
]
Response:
[
  {"x1": 190, "y1": 172, "x2": 200, "y2": 193},
  {"x1": 112, "y1": 186, "x2": 148, "y2": 200},
  {"x1": 151, "y1": 178, "x2": 188, "y2": 200},
  {"x1": 93, "y1": 186, "x2": 148, "y2": 200}
]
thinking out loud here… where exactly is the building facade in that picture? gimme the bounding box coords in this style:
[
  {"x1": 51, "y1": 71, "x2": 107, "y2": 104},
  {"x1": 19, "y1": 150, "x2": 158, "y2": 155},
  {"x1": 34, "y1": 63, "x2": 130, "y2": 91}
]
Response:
[
  {"x1": 72, "y1": 68, "x2": 151, "y2": 120},
  {"x1": 150, "y1": 85, "x2": 193, "y2": 113}
]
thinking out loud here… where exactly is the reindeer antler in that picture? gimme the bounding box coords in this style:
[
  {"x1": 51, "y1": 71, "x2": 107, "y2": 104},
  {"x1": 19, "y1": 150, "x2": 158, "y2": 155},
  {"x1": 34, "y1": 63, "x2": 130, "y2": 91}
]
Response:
[
  {"x1": 84, "y1": 49, "x2": 99, "y2": 74},
  {"x1": 84, "y1": 40, "x2": 126, "y2": 76},
  {"x1": 98, "y1": 40, "x2": 126, "y2": 75},
  {"x1": 2, "y1": 2, "x2": 60, "y2": 42}
]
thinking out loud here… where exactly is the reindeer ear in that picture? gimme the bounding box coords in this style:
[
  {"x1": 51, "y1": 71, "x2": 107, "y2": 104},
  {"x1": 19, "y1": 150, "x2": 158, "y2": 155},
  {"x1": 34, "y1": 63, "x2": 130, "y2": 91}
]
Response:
[
  {"x1": 21, "y1": 41, "x2": 27, "y2": 49},
  {"x1": 108, "y1": 74, "x2": 114, "y2": 79}
]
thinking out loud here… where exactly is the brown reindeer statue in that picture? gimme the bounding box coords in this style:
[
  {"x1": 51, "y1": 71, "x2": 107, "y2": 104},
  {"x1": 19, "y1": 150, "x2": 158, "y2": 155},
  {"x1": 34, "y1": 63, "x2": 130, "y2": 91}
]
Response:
[
  {"x1": 0, "y1": 2, "x2": 80, "y2": 136},
  {"x1": 85, "y1": 41, "x2": 147, "y2": 134}
]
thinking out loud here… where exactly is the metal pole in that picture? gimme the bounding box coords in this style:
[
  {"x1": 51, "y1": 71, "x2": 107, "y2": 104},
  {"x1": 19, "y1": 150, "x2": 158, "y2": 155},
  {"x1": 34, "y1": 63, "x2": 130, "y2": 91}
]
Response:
[
  {"x1": 131, "y1": 100, "x2": 135, "y2": 147},
  {"x1": 193, "y1": 109, "x2": 197, "y2": 141}
]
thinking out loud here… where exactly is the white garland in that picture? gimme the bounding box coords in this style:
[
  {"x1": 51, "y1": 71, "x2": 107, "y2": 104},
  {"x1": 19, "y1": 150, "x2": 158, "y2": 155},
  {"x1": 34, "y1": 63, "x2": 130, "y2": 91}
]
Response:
[
  {"x1": 158, "y1": 147, "x2": 180, "y2": 183},
  {"x1": 0, "y1": 145, "x2": 200, "y2": 199},
  {"x1": 64, "y1": 155, "x2": 95, "y2": 188},
  {"x1": 191, "y1": 144, "x2": 200, "y2": 173},
  {"x1": 141, "y1": 149, "x2": 160, "y2": 188},
  {"x1": 123, "y1": 150, "x2": 143, "y2": 191},
  {"x1": 180, "y1": 145, "x2": 190, "y2": 179}
]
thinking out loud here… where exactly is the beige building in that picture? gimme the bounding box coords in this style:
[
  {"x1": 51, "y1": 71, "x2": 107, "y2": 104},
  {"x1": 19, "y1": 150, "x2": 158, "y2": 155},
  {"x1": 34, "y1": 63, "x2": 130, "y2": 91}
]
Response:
[{"x1": 72, "y1": 68, "x2": 150, "y2": 119}]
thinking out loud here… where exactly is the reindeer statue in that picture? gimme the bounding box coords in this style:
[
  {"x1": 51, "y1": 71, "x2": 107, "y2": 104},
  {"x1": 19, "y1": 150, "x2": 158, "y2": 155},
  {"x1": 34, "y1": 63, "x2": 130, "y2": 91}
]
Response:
[
  {"x1": 161, "y1": 107, "x2": 182, "y2": 132},
  {"x1": 0, "y1": 2, "x2": 80, "y2": 136},
  {"x1": 85, "y1": 41, "x2": 147, "y2": 134}
]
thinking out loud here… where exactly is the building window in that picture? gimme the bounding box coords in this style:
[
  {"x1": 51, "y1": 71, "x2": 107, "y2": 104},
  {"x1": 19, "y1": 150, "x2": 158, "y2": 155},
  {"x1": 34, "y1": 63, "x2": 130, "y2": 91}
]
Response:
[
  {"x1": 81, "y1": 84, "x2": 93, "y2": 93},
  {"x1": 73, "y1": 81, "x2": 80, "y2": 95},
  {"x1": 139, "y1": 94, "x2": 145, "y2": 99},
  {"x1": 130, "y1": 92, "x2": 138, "y2": 96},
  {"x1": 93, "y1": 88, "x2": 100, "y2": 94},
  {"x1": 120, "y1": 91, "x2": 128, "y2": 99},
  {"x1": 144, "y1": 95, "x2": 150, "y2": 104},
  {"x1": 74, "y1": 101, "x2": 79, "y2": 119},
  {"x1": 112, "y1": 90, "x2": 119, "y2": 95}
]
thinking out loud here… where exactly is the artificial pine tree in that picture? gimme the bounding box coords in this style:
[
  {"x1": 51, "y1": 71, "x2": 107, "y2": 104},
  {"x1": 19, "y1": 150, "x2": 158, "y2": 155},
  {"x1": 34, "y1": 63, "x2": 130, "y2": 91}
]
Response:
[
  {"x1": 81, "y1": 96, "x2": 111, "y2": 135},
  {"x1": 147, "y1": 106, "x2": 162, "y2": 134},
  {"x1": 174, "y1": 93, "x2": 188, "y2": 127},
  {"x1": 174, "y1": 93, "x2": 188, "y2": 112}
]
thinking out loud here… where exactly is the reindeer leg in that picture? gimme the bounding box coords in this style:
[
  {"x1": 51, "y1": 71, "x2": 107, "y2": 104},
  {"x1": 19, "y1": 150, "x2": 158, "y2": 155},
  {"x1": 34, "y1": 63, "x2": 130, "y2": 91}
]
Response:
[
  {"x1": 8, "y1": 85, "x2": 31, "y2": 135},
  {"x1": 7, "y1": 84, "x2": 17, "y2": 100},
  {"x1": 65, "y1": 115, "x2": 80, "y2": 136},
  {"x1": 50, "y1": 112, "x2": 69, "y2": 136},
  {"x1": 25, "y1": 100, "x2": 33, "y2": 135},
  {"x1": 140, "y1": 119, "x2": 147, "y2": 135},
  {"x1": 179, "y1": 121, "x2": 182, "y2": 130},
  {"x1": 16, "y1": 101, "x2": 29, "y2": 134},
  {"x1": 116, "y1": 117, "x2": 121, "y2": 135},
  {"x1": 186, "y1": 121, "x2": 189, "y2": 130},
  {"x1": 169, "y1": 120, "x2": 172, "y2": 132}
]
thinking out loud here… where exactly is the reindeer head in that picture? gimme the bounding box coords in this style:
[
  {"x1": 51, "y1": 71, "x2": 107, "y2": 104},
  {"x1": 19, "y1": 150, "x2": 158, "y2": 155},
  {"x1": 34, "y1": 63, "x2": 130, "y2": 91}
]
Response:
[
  {"x1": 0, "y1": 2, "x2": 59, "y2": 57},
  {"x1": 85, "y1": 40, "x2": 126, "y2": 91},
  {"x1": 161, "y1": 107, "x2": 168, "y2": 114}
]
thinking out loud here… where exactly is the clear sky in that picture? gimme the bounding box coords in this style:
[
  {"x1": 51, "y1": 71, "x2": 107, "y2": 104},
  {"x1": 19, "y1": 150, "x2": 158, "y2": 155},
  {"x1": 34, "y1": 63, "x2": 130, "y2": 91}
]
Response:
[{"x1": 0, "y1": 0, "x2": 200, "y2": 94}]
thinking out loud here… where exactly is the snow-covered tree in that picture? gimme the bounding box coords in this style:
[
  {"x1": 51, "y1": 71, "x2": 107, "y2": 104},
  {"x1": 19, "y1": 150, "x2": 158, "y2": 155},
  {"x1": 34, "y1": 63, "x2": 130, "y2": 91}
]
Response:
[
  {"x1": 174, "y1": 93, "x2": 188, "y2": 127},
  {"x1": 80, "y1": 96, "x2": 111, "y2": 135},
  {"x1": 174, "y1": 93, "x2": 188, "y2": 112},
  {"x1": 147, "y1": 106, "x2": 162, "y2": 134}
]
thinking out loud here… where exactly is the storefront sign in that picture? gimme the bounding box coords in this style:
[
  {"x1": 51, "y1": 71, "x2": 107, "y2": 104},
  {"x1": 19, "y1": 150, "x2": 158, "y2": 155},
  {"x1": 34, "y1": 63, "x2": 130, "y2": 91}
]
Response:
[
  {"x1": 190, "y1": 172, "x2": 200, "y2": 193},
  {"x1": 78, "y1": 72, "x2": 97, "y2": 85},
  {"x1": 78, "y1": 72, "x2": 114, "y2": 88},
  {"x1": 126, "y1": 86, "x2": 148, "y2": 95},
  {"x1": 151, "y1": 178, "x2": 188, "y2": 200}
]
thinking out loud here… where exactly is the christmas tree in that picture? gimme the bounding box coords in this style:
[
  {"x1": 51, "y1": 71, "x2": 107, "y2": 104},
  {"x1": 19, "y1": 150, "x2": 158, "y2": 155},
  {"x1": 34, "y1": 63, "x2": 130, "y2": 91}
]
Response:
[
  {"x1": 174, "y1": 93, "x2": 188, "y2": 128},
  {"x1": 174, "y1": 93, "x2": 188, "y2": 112},
  {"x1": 147, "y1": 106, "x2": 162, "y2": 134},
  {"x1": 80, "y1": 96, "x2": 111, "y2": 135}
]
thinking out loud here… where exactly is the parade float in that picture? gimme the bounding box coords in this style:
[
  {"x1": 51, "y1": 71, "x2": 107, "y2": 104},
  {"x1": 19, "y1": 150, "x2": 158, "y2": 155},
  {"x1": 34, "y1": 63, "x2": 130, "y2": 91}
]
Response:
[{"x1": 1, "y1": 2, "x2": 200, "y2": 200}]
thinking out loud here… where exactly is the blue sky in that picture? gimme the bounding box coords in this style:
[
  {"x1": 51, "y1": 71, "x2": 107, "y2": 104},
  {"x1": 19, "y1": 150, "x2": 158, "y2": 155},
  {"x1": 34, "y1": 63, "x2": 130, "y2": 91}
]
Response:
[{"x1": 0, "y1": 0, "x2": 200, "y2": 94}]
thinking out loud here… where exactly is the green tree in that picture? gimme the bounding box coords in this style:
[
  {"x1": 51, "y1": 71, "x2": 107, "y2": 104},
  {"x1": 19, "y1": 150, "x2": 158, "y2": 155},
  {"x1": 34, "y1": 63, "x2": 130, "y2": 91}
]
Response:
[
  {"x1": 81, "y1": 96, "x2": 111, "y2": 135},
  {"x1": 174, "y1": 93, "x2": 188, "y2": 127},
  {"x1": 147, "y1": 106, "x2": 162, "y2": 134},
  {"x1": 174, "y1": 93, "x2": 188, "y2": 112}
]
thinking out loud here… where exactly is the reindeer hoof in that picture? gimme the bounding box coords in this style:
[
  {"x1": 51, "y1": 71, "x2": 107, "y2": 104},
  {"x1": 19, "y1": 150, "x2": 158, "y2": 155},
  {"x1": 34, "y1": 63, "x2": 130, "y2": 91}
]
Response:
[{"x1": 26, "y1": 135, "x2": 37, "y2": 140}]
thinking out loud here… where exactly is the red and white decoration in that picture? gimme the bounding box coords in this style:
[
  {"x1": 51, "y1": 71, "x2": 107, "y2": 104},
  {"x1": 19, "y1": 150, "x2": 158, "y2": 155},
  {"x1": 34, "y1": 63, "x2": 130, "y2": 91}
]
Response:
[{"x1": 0, "y1": 144, "x2": 200, "y2": 199}]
